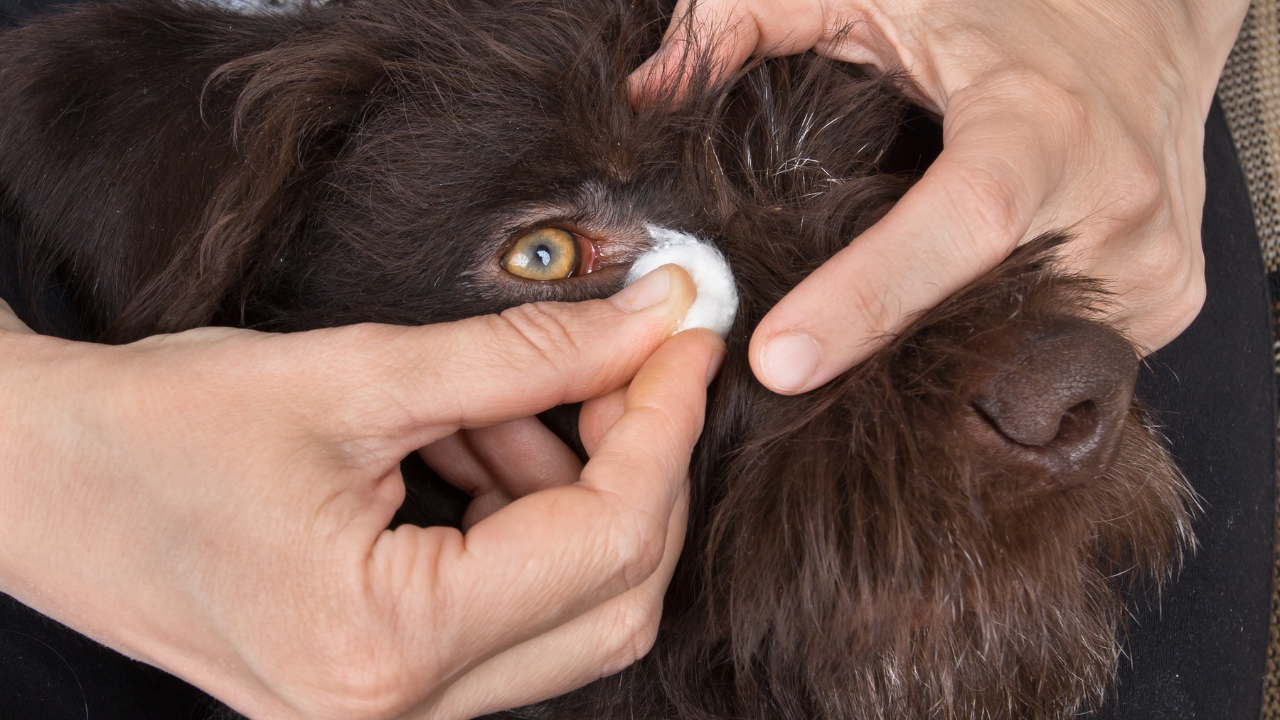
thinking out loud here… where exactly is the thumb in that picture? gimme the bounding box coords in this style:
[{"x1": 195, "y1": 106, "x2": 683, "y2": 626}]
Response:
[
  {"x1": 750, "y1": 96, "x2": 1063, "y2": 393},
  {"x1": 298, "y1": 264, "x2": 699, "y2": 454}
]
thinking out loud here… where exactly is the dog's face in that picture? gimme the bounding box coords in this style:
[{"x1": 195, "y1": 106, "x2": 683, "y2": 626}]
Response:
[
  {"x1": 0, "y1": 0, "x2": 1195, "y2": 717},
  {"x1": 253, "y1": 5, "x2": 1194, "y2": 716}
]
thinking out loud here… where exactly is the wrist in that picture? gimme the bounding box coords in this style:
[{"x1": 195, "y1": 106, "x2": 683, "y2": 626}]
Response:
[{"x1": 0, "y1": 331, "x2": 119, "y2": 607}]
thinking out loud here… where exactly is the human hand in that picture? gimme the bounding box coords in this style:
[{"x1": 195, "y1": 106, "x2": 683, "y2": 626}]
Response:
[
  {"x1": 630, "y1": 0, "x2": 1248, "y2": 393},
  {"x1": 0, "y1": 265, "x2": 724, "y2": 720}
]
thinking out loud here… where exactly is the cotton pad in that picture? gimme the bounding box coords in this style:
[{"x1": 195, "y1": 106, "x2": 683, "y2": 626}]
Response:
[{"x1": 625, "y1": 224, "x2": 739, "y2": 338}]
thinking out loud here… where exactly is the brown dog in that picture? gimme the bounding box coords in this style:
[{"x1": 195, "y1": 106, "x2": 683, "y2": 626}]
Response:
[{"x1": 0, "y1": 0, "x2": 1196, "y2": 717}]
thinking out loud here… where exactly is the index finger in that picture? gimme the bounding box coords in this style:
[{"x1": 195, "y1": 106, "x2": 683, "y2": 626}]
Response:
[
  {"x1": 374, "y1": 329, "x2": 724, "y2": 683},
  {"x1": 750, "y1": 94, "x2": 1064, "y2": 394},
  {"x1": 628, "y1": 0, "x2": 756, "y2": 106},
  {"x1": 627, "y1": 0, "x2": 831, "y2": 107}
]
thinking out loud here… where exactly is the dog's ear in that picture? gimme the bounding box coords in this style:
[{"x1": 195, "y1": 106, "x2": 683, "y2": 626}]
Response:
[{"x1": 111, "y1": 26, "x2": 385, "y2": 339}]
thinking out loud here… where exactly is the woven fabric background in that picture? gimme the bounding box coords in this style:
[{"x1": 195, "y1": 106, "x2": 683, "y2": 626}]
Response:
[
  {"x1": 1222, "y1": 0, "x2": 1280, "y2": 276},
  {"x1": 1219, "y1": 2, "x2": 1280, "y2": 716}
]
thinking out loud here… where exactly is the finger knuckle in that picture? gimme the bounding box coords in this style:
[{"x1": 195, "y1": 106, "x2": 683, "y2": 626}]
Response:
[
  {"x1": 988, "y1": 70, "x2": 1088, "y2": 130},
  {"x1": 497, "y1": 302, "x2": 583, "y2": 368},
  {"x1": 305, "y1": 658, "x2": 421, "y2": 720},
  {"x1": 943, "y1": 162, "x2": 1026, "y2": 249},
  {"x1": 1051, "y1": 89, "x2": 1091, "y2": 138},
  {"x1": 592, "y1": 493, "x2": 668, "y2": 587},
  {"x1": 293, "y1": 621, "x2": 456, "y2": 720},
  {"x1": 1116, "y1": 236, "x2": 1205, "y2": 351},
  {"x1": 1108, "y1": 151, "x2": 1167, "y2": 224},
  {"x1": 1164, "y1": 267, "x2": 1206, "y2": 332},
  {"x1": 601, "y1": 601, "x2": 663, "y2": 676},
  {"x1": 953, "y1": 67, "x2": 1089, "y2": 137},
  {"x1": 618, "y1": 523, "x2": 668, "y2": 587},
  {"x1": 1132, "y1": 233, "x2": 1198, "y2": 287}
]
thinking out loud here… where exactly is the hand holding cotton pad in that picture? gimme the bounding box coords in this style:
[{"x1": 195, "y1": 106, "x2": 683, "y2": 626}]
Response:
[{"x1": 625, "y1": 225, "x2": 739, "y2": 338}]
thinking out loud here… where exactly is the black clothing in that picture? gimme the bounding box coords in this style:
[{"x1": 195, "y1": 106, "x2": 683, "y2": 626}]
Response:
[{"x1": 1092, "y1": 100, "x2": 1275, "y2": 720}]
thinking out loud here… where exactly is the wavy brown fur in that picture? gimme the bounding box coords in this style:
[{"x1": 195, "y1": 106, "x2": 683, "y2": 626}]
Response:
[
  {"x1": 0, "y1": 0, "x2": 1195, "y2": 718},
  {"x1": 614, "y1": 244, "x2": 1194, "y2": 720}
]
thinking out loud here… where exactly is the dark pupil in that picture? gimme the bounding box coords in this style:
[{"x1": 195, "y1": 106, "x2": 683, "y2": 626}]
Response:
[{"x1": 535, "y1": 244, "x2": 553, "y2": 268}]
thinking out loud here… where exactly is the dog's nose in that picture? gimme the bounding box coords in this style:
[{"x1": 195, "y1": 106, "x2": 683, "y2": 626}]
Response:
[{"x1": 967, "y1": 316, "x2": 1138, "y2": 486}]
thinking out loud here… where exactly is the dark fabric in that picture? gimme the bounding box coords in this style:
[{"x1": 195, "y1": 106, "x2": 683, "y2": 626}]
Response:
[
  {"x1": 0, "y1": 0, "x2": 1273, "y2": 714},
  {"x1": 1092, "y1": 100, "x2": 1275, "y2": 718},
  {"x1": 0, "y1": 595, "x2": 207, "y2": 719}
]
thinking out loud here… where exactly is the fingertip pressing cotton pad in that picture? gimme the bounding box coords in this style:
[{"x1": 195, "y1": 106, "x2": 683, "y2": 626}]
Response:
[{"x1": 625, "y1": 224, "x2": 739, "y2": 338}]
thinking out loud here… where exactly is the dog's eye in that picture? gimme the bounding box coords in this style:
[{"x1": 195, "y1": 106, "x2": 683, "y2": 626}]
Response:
[{"x1": 501, "y1": 227, "x2": 592, "y2": 280}]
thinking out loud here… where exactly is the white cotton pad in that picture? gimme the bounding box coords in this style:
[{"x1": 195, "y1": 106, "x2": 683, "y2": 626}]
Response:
[{"x1": 625, "y1": 224, "x2": 739, "y2": 338}]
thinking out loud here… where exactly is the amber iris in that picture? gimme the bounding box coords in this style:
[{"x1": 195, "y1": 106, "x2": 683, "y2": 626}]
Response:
[{"x1": 501, "y1": 227, "x2": 580, "y2": 280}]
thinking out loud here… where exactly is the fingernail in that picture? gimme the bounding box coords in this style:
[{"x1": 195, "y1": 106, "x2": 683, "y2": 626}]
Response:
[
  {"x1": 759, "y1": 333, "x2": 822, "y2": 393},
  {"x1": 609, "y1": 267, "x2": 670, "y2": 313},
  {"x1": 706, "y1": 347, "x2": 726, "y2": 386}
]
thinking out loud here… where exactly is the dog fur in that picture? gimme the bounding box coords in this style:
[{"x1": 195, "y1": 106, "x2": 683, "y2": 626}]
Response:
[{"x1": 0, "y1": 0, "x2": 1196, "y2": 717}]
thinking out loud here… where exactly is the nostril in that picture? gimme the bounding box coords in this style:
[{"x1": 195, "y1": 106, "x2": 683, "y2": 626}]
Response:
[
  {"x1": 972, "y1": 396, "x2": 1100, "y2": 449},
  {"x1": 1054, "y1": 400, "x2": 1098, "y2": 446},
  {"x1": 971, "y1": 390, "x2": 1082, "y2": 448},
  {"x1": 967, "y1": 394, "x2": 1100, "y2": 445}
]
